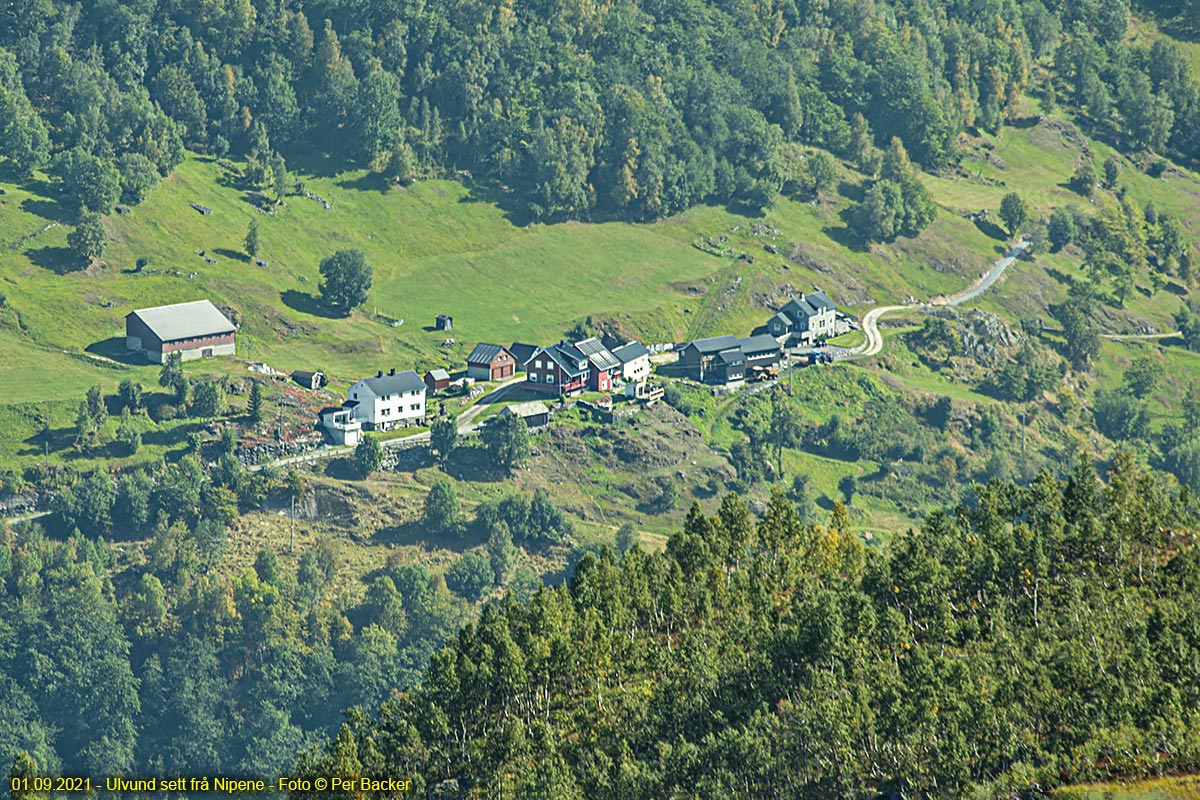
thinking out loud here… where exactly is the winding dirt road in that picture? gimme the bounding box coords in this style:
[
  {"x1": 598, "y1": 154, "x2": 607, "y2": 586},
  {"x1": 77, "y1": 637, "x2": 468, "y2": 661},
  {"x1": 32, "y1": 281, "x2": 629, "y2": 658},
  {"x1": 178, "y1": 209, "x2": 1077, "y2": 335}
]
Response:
[{"x1": 851, "y1": 240, "x2": 1029, "y2": 358}]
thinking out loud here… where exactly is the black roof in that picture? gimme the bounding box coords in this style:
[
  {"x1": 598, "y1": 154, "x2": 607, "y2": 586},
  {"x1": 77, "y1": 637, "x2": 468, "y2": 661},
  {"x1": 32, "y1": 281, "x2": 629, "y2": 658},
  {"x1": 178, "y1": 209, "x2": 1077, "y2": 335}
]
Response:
[
  {"x1": 717, "y1": 349, "x2": 744, "y2": 364},
  {"x1": 612, "y1": 341, "x2": 651, "y2": 363},
  {"x1": 738, "y1": 334, "x2": 781, "y2": 354},
  {"x1": 509, "y1": 342, "x2": 539, "y2": 367},
  {"x1": 538, "y1": 341, "x2": 589, "y2": 376},
  {"x1": 685, "y1": 334, "x2": 741, "y2": 354},
  {"x1": 358, "y1": 370, "x2": 426, "y2": 395},
  {"x1": 781, "y1": 290, "x2": 836, "y2": 320},
  {"x1": 467, "y1": 342, "x2": 511, "y2": 365}
]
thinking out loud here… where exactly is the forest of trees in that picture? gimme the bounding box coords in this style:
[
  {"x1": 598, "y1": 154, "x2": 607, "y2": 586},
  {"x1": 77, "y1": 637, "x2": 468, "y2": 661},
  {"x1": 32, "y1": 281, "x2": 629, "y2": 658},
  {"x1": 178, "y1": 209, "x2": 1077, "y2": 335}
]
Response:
[
  {"x1": 290, "y1": 457, "x2": 1200, "y2": 798},
  {"x1": 0, "y1": 425, "x2": 582, "y2": 785},
  {"x1": 1, "y1": 0, "x2": 1199, "y2": 223}
]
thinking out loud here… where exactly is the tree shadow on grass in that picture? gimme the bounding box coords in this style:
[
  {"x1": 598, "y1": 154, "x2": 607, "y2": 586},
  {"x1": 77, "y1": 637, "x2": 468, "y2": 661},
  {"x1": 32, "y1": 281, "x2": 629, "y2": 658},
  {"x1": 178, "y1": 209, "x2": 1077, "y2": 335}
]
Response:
[
  {"x1": 836, "y1": 180, "x2": 865, "y2": 203},
  {"x1": 213, "y1": 247, "x2": 251, "y2": 263},
  {"x1": 281, "y1": 143, "x2": 351, "y2": 180},
  {"x1": 323, "y1": 457, "x2": 360, "y2": 481},
  {"x1": 141, "y1": 422, "x2": 203, "y2": 451},
  {"x1": 281, "y1": 289, "x2": 342, "y2": 319},
  {"x1": 823, "y1": 210, "x2": 870, "y2": 253},
  {"x1": 973, "y1": 217, "x2": 1008, "y2": 241},
  {"x1": 441, "y1": 445, "x2": 507, "y2": 483},
  {"x1": 337, "y1": 171, "x2": 392, "y2": 193},
  {"x1": 20, "y1": 425, "x2": 77, "y2": 459},
  {"x1": 1046, "y1": 267, "x2": 1073, "y2": 285},
  {"x1": 20, "y1": 197, "x2": 74, "y2": 225},
  {"x1": 29, "y1": 246, "x2": 84, "y2": 274},
  {"x1": 372, "y1": 519, "x2": 478, "y2": 551}
]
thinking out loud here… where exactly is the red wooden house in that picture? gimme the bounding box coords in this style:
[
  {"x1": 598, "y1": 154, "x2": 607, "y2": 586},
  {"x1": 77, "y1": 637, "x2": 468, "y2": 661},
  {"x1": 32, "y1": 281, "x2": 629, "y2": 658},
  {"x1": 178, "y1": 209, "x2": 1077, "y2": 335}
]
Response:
[
  {"x1": 524, "y1": 341, "x2": 590, "y2": 396},
  {"x1": 573, "y1": 337, "x2": 620, "y2": 392}
]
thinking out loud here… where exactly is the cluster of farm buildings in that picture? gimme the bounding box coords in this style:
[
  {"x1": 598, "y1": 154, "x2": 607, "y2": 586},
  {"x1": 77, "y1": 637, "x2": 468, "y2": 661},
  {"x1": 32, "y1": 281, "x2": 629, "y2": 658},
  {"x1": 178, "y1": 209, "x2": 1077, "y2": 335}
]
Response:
[{"x1": 124, "y1": 290, "x2": 853, "y2": 445}]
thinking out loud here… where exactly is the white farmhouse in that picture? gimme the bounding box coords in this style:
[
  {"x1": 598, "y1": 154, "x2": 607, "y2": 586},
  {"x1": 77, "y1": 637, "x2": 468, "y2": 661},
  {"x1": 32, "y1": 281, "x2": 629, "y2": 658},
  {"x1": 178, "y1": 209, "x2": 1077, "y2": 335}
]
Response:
[
  {"x1": 346, "y1": 368, "x2": 427, "y2": 431},
  {"x1": 611, "y1": 341, "x2": 652, "y2": 384}
]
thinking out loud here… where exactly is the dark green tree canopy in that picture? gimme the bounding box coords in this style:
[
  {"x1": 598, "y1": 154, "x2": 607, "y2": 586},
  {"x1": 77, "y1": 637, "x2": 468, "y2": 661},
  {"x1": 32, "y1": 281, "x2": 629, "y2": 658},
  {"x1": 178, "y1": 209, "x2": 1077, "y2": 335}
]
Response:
[{"x1": 318, "y1": 249, "x2": 372, "y2": 314}]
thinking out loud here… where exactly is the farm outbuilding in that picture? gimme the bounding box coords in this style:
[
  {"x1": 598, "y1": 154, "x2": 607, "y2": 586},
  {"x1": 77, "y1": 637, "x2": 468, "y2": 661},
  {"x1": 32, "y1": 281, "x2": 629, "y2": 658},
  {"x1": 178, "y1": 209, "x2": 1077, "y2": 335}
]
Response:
[
  {"x1": 435, "y1": 314, "x2": 454, "y2": 330},
  {"x1": 424, "y1": 369, "x2": 452, "y2": 392},
  {"x1": 466, "y1": 343, "x2": 516, "y2": 382},
  {"x1": 292, "y1": 370, "x2": 324, "y2": 390},
  {"x1": 501, "y1": 401, "x2": 550, "y2": 429},
  {"x1": 125, "y1": 300, "x2": 236, "y2": 364}
]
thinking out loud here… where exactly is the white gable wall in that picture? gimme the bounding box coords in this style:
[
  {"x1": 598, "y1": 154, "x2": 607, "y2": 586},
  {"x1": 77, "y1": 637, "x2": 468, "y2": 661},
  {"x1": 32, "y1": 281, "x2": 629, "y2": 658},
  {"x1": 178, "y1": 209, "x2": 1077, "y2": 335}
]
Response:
[{"x1": 349, "y1": 380, "x2": 426, "y2": 430}]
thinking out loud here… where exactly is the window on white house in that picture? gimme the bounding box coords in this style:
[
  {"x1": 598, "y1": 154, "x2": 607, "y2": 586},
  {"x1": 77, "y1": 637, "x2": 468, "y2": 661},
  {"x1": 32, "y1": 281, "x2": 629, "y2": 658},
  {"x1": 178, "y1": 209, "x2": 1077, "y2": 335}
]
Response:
[{"x1": 410, "y1": 404, "x2": 420, "y2": 411}]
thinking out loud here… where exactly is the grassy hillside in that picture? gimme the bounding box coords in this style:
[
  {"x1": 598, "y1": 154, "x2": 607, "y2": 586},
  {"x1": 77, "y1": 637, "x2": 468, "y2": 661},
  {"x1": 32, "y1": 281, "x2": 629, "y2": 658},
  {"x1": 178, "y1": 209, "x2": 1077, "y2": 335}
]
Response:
[
  {"x1": 1, "y1": 105, "x2": 1198, "y2": 531},
  {"x1": 0, "y1": 151, "x2": 1013, "y2": 394}
]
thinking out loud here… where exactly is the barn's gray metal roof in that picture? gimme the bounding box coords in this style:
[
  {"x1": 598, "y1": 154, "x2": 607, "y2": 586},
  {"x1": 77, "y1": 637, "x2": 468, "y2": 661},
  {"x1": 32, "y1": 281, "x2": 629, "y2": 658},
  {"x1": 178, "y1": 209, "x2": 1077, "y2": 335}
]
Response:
[{"x1": 128, "y1": 300, "x2": 235, "y2": 342}]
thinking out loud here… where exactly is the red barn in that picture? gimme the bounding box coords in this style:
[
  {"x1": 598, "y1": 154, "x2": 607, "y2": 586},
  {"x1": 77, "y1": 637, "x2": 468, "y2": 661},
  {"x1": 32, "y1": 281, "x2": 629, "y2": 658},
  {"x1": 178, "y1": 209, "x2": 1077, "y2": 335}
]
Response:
[
  {"x1": 466, "y1": 343, "x2": 516, "y2": 381},
  {"x1": 125, "y1": 300, "x2": 236, "y2": 364}
]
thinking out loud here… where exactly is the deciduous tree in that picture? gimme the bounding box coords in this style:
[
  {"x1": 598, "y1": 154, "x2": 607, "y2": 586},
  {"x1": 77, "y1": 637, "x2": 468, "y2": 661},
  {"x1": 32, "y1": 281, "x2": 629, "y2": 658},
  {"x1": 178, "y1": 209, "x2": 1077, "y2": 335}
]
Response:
[{"x1": 318, "y1": 249, "x2": 372, "y2": 314}]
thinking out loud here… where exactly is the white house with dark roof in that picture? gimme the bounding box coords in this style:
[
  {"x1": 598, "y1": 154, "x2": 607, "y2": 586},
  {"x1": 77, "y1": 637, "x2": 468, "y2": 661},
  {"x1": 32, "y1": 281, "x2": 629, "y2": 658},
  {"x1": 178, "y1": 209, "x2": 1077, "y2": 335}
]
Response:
[
  {"x1": 611, "y1": 341, "x2": 652, "y2": 384},
  {"x1": 125, "y1": 300, "x2": 236, "y2": 363},
  {"x1": 347, "y1": 368, "x2": 427, "y2": 430},
  {"x1": 767, "y1": 289, "x2": 847, "y2": 345}
]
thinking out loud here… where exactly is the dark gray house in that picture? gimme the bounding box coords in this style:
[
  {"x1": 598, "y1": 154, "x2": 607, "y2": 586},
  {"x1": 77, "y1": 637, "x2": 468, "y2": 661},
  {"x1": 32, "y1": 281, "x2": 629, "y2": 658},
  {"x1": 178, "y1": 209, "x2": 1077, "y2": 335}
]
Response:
[
  {"x1": 767, "y1": 289, "x2": 848, "y2": 346},
  {"x1": 676, "y1": 333, "x2": 781, "y2": 385}
]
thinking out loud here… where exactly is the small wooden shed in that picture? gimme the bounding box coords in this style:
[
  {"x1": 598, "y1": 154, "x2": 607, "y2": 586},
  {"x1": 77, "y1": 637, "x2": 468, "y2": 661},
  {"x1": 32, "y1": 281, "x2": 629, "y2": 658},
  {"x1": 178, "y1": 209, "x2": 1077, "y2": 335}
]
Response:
[
  {"x1": 424, "y1": 368, "x2": 452, "y2": 392},
  {"x1": 292, "y1": 370, "x2": 325, "y2": 390}
]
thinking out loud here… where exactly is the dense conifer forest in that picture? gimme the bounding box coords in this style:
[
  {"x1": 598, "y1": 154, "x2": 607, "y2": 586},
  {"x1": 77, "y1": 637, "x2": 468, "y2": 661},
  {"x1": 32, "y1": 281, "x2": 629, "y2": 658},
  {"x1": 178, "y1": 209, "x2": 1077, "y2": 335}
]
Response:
[{"x1": 292, "y1": 458, "x2": 1200, "y2": 798}]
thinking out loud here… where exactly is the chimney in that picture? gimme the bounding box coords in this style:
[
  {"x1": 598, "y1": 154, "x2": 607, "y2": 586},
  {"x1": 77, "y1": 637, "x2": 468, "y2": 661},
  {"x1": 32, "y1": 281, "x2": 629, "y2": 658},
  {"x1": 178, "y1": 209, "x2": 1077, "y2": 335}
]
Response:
[
  {"x1": 389, "y1": 367, "x2": 396, "y2": 376},
  {"x1": 377, "y1": 370, "x2": 383, "y2": 378}
]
